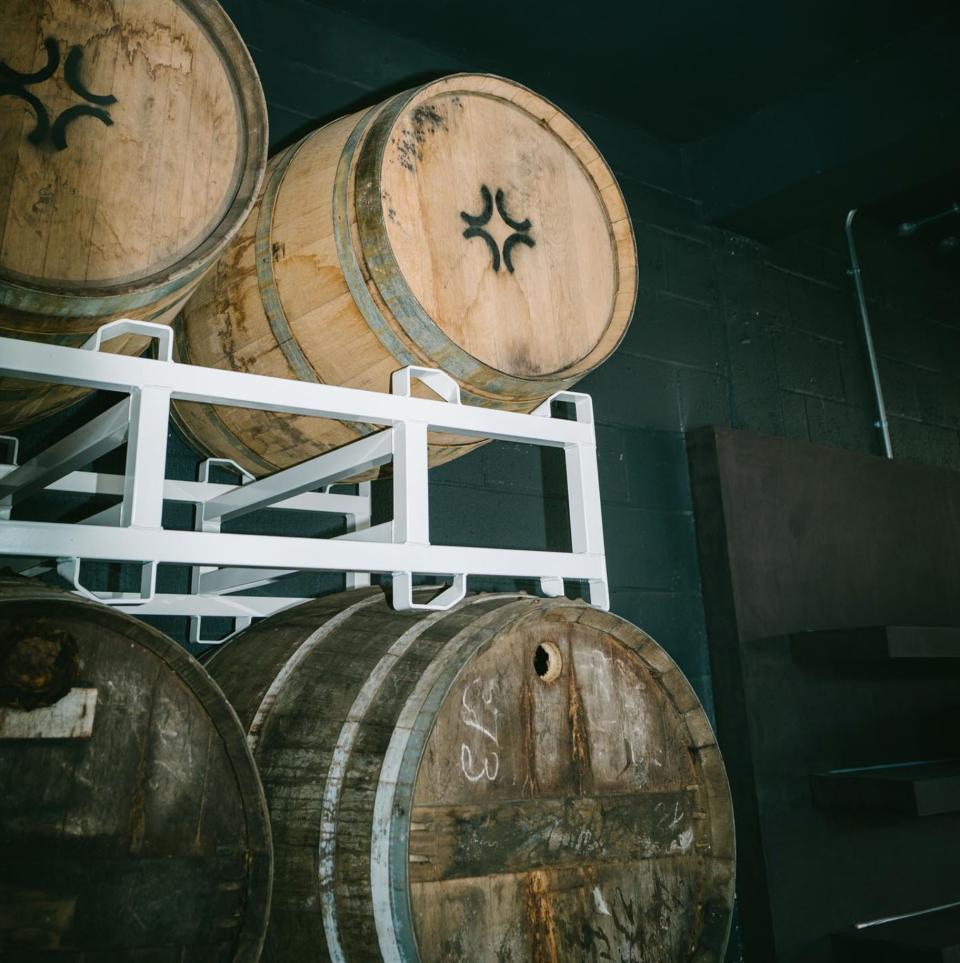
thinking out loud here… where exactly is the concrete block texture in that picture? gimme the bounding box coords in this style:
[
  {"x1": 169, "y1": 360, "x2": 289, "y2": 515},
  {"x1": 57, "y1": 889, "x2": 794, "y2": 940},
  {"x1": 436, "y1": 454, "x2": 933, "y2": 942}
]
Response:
[
  {"x1": 204, "y1": 6, "x2": 960, "y2": 762},
  {"x1": 8, "y1": 17, "x2": 958, "y2": 963}
]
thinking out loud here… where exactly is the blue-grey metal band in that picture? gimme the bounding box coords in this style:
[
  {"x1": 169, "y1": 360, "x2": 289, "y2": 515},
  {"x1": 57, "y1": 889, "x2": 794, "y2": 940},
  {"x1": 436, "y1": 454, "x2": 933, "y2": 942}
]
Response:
[
  {"x1": 332, "y1": 104, "x2": 489, "y2": 431},
  {"x1": 332, "y1": 100, "x2": 425, "y2": 376},
  {"x1": 351, "y1": 88, "x2": 572, "y2": 404},
  {"x1": 258, "y1": 128, "x2": 378, "y2": 438},
  {"x1": 335, "y1": 92, "x2": 561, "y2": 409}
]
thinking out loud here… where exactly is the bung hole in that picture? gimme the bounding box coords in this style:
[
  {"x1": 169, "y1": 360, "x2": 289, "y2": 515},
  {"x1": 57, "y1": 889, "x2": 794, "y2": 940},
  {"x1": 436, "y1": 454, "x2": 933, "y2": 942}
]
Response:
[{"x1": 533, "y1": 641, "x2": 562, "y2": 683}]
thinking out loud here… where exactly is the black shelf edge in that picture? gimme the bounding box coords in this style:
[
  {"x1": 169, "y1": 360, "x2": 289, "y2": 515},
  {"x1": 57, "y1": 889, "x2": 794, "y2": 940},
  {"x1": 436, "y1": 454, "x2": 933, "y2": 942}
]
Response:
[
  {"x1": 792, "y1": 626, "x2": 960, "y2": 662},
  {"x1": 812, "y1": 759, "x2": 960, "y2": 817}
]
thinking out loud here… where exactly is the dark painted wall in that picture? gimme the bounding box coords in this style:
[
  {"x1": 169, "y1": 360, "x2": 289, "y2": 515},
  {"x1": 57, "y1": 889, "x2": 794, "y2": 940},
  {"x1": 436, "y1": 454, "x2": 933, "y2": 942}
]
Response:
[
  {"x1": 8, "y1": 0, "x2": 946, "y2": 715},
  {"x1": 7, "y1": 0, "x2": 956, "y2": 799},
  {"x1": 211, "y1": 0, "x2": 960, "y2": 708},
  {"x1": 8, "y1": 3, "x2": 960, "y2": 959}
]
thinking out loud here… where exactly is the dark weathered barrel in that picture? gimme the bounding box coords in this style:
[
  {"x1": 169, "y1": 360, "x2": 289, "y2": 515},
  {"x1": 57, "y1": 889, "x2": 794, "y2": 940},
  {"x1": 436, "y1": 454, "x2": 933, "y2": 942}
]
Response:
[
  {"x1": 172, "y1": 73, "x2": 637, "y2": 478},
  {"x1": 0, "y1": 0, "x2": 268, "y2": 428},
  {"x1": 206, "y1": 588, "x2": 735, "y2": 962},
  {"x1": 0, "y1": 574, "x2": 272, "y2": 959}
]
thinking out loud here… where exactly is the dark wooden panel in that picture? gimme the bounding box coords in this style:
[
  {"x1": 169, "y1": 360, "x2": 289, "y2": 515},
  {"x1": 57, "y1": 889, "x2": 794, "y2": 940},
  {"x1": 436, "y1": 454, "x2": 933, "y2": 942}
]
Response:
[
  {"x1": 812, "y1": 761, "x2": 960, "y2": 817},
  {"x1": 688, "y1": 427, "x2": 960, "y2": 642},
  {"x1": 687, "y1": 427, "x2": 960, "y2": 963},
  {"x1": 833, "y1": 904, "x2": 960, "y2": 963},
  {"x1": 792, "y1": 627, "x2": 960, "y2": 663}
]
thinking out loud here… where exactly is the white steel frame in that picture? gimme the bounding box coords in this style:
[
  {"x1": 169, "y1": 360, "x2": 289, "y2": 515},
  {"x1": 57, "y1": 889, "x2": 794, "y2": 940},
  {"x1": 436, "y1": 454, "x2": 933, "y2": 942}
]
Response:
[{"x1": 0, "y1": 320, "x2": 608, "y2": 639}]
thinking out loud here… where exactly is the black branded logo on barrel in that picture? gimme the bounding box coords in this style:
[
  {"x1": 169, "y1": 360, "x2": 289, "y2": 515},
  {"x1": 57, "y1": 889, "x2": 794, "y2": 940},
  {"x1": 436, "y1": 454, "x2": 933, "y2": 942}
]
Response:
[
  {"x1": 460, "y1": 185, "x2": 535, "y2": 273},
  {"x1": 0, "y1": 37, "x2": 117, "y2": 150}
]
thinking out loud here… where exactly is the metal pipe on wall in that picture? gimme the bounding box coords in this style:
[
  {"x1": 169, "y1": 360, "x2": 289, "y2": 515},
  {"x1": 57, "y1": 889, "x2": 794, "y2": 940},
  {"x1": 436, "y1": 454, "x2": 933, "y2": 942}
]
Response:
[
  {"x1": 898, "y1": 200, "x2": 960, "y2": 237},
  {"x1": 845, "y1": 209, "x2": 894, "y2": 459}
]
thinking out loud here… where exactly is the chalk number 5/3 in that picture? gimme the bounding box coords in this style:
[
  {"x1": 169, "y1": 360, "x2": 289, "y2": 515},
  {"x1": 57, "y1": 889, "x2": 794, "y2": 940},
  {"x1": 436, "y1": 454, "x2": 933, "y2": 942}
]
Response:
[{"x1": 459, "y1": 676, "x2": 500, "y2": 783}]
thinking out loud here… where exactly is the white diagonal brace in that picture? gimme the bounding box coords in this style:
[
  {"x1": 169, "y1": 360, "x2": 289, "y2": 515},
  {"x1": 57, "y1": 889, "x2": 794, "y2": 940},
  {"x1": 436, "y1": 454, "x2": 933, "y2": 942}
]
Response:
[
  {"x1": 0, "y1": 467, "x2": 368, "y2": 515},
  {"x1": 202, "y1": 430, "x2": 393, "y2": 523},
  {"x1": 197, "y1": 522, "x2": 393, "y2": 595},
  {"x1": 337, "y1": 521, "x2": 394, "y2": 542},
  {"x1": 109, "y1": 593, "x2": 303, "y2": 619},
  {"x1": 198, "y1": 566, "x2": 296, "y2": 595},
  {"x1": 0, "y1": 397, "x2": 130, "y2": 508}
]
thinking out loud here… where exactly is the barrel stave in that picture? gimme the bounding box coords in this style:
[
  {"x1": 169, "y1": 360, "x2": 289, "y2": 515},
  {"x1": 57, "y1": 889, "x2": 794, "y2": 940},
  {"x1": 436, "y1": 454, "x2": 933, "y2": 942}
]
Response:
[
  {"x1": 173, "y1": 102, "x2": 486, "y2": 478},
  {"x1": 0, "y1": 0, "x2": 268, "y2": 429},
  {"x1": 172, "y1": 73, "x2": 636, "y2": 479},
  {"x1": 0, "y1": 577, "x2": 271, "y2": 960},
  {"x1": 333, "y1": 598, "x2": 527, "y2": 962},
  {"x1": 204, "y1": 589, "x2": 733, "y2": 962}
]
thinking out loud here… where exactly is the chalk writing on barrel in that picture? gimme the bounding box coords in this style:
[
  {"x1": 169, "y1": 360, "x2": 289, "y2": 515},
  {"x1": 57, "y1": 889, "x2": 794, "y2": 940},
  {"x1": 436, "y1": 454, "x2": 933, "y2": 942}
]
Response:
[{"x1": 459, "y1": 676, "x2": 500, "y2": 782}]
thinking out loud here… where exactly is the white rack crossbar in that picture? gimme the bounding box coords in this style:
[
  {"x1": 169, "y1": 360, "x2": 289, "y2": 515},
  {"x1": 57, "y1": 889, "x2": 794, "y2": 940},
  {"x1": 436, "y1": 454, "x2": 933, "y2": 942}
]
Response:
[{"x1": 0, "y1": 320, "x2": 608, "y2": 636}]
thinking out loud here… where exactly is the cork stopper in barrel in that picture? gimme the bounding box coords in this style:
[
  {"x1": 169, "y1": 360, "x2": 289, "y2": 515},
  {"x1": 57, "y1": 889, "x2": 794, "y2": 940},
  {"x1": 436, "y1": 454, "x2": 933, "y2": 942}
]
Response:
[
  {"x1": 358, "y1": 75, "x2": 637, "y2": 384},
  {"x1": 0, "y1": 0, "x2": 265, "y2": 295},
  {"x1": 0, "y1": 620, "x2": 79, "y2": 709}
]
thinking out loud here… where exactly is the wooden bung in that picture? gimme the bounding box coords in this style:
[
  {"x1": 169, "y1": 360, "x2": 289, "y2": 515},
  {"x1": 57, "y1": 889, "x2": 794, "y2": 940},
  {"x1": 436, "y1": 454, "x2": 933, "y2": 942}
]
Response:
[
  {"x1": 0, "y1": 0, "x2": 268, "y2": 428},
  {"x1": 172, "y1": 74, "x2": 638, "y2": 477},
  {"x1": 0, "y1": 574, "x2": 272, "y2": 959},
  {"x1": 205, "y1": 588, "x2": 735, "y2": 962}
]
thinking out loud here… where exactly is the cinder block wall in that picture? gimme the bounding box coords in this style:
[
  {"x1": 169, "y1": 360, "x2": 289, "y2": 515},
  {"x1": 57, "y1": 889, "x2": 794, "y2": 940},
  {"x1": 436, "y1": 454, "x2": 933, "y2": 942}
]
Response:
[
  {"x1": 212, "y1": 0, "x2": 960, "y2": 716},
  {"x1": 10, "y1": 0, "x2": 955, "y2": 695},
  {"x1": 7, "y1": 3, "x2": 957, "y2": 960}
]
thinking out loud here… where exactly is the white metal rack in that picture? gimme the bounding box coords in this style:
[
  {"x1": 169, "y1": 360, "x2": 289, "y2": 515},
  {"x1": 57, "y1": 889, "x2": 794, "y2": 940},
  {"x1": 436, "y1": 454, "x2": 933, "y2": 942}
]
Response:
[{"x1": 0, "y1": 320, "x2": 608, "y2": 641}]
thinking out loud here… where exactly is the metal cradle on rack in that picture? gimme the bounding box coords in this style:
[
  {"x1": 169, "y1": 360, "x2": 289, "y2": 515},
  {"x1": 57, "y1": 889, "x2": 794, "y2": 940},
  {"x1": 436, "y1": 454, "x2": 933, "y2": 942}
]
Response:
[{"x1": 0, "y1": 319, "x2": 609, "y2": 645}]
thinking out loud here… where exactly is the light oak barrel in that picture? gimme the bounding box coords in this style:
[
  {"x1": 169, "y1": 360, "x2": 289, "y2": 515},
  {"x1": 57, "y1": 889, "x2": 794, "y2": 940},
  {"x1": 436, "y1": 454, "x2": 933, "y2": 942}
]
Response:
[
  {"x1": 172, "y1": 74, "x2": 637, "y2": 477},
  {"x1": 205, "y1": 588, "x2": 734, "y2": 962},
  {"x1": 0, "y1": 0, "x2": 268, "y2": 429},
  {"x1": 0, "y1": 573, "x2": 272, "y2": 960}
]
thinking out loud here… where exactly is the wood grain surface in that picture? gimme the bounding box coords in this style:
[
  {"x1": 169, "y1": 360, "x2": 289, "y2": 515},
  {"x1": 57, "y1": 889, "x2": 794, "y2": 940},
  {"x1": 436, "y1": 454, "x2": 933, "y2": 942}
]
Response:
[
  {"x1": 173, "y1": 74, "x2": 637, "y2": 479},
  {"x1": 205, "y1": 588, "x2": 733, "y2": 962},
  {"x1": 0, "y1": 0, "x2": 267, "y2": 428},
  {"x1": 0, "y1": 573, "x2": 272, "y2": 960}
]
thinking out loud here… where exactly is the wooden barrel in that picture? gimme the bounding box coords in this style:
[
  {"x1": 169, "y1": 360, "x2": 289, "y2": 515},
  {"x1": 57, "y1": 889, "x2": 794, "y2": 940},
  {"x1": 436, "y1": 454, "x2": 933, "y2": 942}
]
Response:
[
  {"x1": 0, "y1": 0, "x2": 268, "y2": 428},
  {"x1": 0, "y1": 574, "x2": 272, "y2": 959},
  {"x1": 172, "y1": 74, "x2": 637, "y2": 477},
  {"x1": 205, "y1": 588, "x2": 734, "y2": 962}
]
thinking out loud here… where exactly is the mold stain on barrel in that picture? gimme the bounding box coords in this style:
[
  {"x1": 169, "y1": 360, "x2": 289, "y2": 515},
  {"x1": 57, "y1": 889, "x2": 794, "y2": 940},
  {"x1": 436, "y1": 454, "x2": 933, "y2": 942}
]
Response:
[
  {"x1": 518, "y1": 677, "x2": 540, "y2": 797},
  {"x1": 567, "y1": 656, "x2": 594, "y2": 795},
  {"x1": 392, "y1": 103, "x2": 449, "y2": 172},
  {"x1": 525, "y1": 869, "x2": 561, "y2": 963}
]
